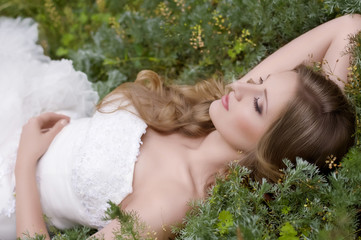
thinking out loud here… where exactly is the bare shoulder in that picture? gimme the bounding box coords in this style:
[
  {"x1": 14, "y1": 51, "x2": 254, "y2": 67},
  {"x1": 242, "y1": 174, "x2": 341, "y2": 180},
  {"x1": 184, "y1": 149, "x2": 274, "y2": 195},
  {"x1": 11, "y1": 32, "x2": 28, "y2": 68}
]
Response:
[
  {"x1": 91, "y1": 187, "x2": 193, "y2": 240},
  {"x1": 125, "y1": 186, "x2": 192, "y2": 239}
]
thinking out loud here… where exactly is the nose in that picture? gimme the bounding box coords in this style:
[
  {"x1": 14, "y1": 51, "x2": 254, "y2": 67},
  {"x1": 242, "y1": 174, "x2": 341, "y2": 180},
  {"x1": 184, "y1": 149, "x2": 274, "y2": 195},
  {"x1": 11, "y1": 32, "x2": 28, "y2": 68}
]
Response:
[{"x1": 231, "y1": 81, "x2": 262, "y2": 101}]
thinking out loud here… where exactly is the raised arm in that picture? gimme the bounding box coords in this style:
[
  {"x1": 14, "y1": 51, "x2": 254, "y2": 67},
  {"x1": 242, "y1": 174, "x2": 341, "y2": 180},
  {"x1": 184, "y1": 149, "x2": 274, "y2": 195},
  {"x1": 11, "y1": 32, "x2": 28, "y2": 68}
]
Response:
[
  {"x1": 15, "y1": 113, "x2": 69, "y2": 239},
  {"x1": 239, "y1": 14, "x2": 361, "y2": 89}
]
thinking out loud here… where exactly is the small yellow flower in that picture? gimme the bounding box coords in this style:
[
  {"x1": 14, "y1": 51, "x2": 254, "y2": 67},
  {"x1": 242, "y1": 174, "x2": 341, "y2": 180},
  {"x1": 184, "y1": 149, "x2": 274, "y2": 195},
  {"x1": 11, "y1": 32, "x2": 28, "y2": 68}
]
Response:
[
  {"x1": 157, "y1": 2, "x2": 173, "y2": 23},
  {"x1": 108, "y1": 17, "x2": 124, "y2": 37},
  {"x1": 190, "y1": 24, "x2": 205, "y2": 50},
  {"x1": 174, "y1": 0, "x2": 186, "y2": 12},
  {"x1": 96, "y1": 0, "x2": 106, "y2": 12},
  {"x1": 325, "y1": 154, "x2": 337, "y2": 169}
]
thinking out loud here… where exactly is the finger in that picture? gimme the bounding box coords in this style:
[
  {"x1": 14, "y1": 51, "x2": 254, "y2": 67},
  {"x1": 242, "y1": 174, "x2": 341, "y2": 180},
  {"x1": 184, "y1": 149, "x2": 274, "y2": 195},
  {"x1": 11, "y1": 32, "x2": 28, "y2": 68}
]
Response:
[
  {"x1": 45, "y1": 119, "x2": 69, "y2": 141},
  {"x1": 37, "y1": 112, "x2": 70, "y2": 129},
  {"x1": 41, "y1": 128, "x2": 50, "y2": 133}
]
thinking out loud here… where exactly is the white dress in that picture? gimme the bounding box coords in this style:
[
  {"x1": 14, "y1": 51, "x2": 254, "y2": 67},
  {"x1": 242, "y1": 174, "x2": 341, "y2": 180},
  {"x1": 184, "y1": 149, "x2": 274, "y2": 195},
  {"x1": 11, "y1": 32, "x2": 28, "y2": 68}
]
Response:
[{"x1": 0, "y1": 18, "x2": 147, "y2": 240}]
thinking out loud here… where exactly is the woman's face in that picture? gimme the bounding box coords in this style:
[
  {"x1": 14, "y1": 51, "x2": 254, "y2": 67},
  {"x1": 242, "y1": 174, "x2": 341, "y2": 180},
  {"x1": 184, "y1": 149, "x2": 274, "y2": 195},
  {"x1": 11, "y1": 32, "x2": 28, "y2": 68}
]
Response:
[{"x1": 209, "y1": 70, "x2": 299, "y2": 152}]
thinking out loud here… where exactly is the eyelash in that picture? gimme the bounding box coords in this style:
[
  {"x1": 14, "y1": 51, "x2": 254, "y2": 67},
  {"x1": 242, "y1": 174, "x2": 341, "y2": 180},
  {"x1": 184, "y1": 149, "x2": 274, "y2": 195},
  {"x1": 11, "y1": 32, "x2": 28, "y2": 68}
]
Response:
[{"x1": 254, "y1": 97, "x2": 262, "y2": 114}]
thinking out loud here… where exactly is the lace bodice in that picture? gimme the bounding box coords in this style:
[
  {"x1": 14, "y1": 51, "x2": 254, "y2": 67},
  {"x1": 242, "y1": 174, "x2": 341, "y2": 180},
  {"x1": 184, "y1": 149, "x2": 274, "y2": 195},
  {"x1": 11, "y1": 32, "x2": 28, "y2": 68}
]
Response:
[
  {"x1": 34, "y1": 108, "x2": 147, "y2": 230},
  {"x1": 71, "y1": 110, "x2": 147, "y2": 228}
]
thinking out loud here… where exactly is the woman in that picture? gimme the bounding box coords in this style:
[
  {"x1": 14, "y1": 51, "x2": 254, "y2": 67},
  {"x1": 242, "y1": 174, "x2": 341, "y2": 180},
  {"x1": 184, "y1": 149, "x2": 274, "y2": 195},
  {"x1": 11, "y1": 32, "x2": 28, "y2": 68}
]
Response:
[{"x1": 0, "y1": 14, "x2": 359, "y2": 239}]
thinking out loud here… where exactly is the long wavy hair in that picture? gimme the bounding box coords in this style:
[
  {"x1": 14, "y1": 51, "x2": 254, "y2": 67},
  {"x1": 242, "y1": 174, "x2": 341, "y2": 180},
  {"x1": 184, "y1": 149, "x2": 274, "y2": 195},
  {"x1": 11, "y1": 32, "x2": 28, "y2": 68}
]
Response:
[{"x1": 98, "y1": 64, "x2": 355, "y2": 182}]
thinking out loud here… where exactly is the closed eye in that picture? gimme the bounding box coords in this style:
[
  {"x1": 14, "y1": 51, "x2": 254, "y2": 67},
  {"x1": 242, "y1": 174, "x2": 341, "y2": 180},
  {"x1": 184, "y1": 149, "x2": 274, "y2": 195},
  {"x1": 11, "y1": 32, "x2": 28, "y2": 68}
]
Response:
[{"x1": 254, "y1": 97, "x2": 262, "y2": 114}]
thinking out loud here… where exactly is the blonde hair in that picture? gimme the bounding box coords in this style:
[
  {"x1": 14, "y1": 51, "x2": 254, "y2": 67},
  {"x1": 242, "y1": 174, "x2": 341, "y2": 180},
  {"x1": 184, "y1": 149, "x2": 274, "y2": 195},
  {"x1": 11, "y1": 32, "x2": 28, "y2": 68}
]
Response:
[
  {"x1": 98, "y1": 65, "x2": 355, "y2": 183},
  {"x1": 98, "y1": 70, "x2": 228, "y2": 137}
]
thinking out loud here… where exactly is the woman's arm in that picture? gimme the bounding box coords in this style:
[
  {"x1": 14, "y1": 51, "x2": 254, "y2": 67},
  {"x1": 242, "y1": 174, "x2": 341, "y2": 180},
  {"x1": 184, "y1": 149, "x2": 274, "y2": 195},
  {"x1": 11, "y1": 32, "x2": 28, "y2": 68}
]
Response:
[
  {"x1": 15, "y1": 113, "x2": 69, "y2": 239},
  {"x1": 239, "y1": 14, "x2": 361, "y2": 89}
]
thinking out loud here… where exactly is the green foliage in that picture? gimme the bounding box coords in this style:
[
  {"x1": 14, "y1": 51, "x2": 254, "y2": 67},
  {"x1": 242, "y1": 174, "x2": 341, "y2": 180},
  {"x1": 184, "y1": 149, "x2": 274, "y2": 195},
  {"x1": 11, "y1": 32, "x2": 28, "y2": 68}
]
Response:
[
  {"x1": 278, "y1": 222, "x2": 298, "y2": 240},
  {"x1": 1, "y1": 0, "x2": 330, "y2": 93},
  {"x1": 217, "y1": 210, "x2": 234, "y2": 235},
  {"x1": 44, "y1": 202, "x2": 151, "y2": 240},
  {"x1": 347, "y1": 33, "x2": 361, "y2": 146},
  {"x1": 102, "y1": 201, "x2": 155, "y2": 240},
  {"x1": 50, "y1": 226, "x2": 96, "y2": 240},
  {"x1": 1, "y1": 0, "x2": 109, "y2": 57},
  {"x1": 18, "y1": 233, "x2": 47, "y2": 240},
  {"x1": 176, "y1": 156, "x2": 361, "y2": 239},
  {"x1": 323, "y1": 0, "x2": 361, "y2": 15}
]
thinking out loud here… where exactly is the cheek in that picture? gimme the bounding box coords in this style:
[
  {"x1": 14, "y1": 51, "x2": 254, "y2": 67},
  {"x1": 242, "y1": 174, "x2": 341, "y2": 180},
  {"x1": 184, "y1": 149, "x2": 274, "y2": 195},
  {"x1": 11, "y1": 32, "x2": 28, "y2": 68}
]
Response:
[
  {"x1": 235, "y1": 114, "x2": 264, "y2": 144},
  {"x1": 210, "y1": 101, "x2": 266, "y2": 149}
]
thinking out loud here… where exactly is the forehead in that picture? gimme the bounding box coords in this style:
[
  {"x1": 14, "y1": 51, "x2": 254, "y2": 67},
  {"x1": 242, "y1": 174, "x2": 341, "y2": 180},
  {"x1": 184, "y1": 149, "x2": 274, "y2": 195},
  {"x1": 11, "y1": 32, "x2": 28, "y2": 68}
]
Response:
[
  {"x1": 265, "y1": 70, "x2": 299, "y2": 89},
  {"x1": 264, "y1": 71, "x2": 299, "y2": 118}
]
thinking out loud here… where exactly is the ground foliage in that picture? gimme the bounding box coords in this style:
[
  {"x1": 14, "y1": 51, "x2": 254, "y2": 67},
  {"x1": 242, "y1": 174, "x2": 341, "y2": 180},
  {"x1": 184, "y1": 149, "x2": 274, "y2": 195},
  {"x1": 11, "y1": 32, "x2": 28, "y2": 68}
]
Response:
[{"x1": 1, "y1": 0, "x2": 361, "y2": 239}]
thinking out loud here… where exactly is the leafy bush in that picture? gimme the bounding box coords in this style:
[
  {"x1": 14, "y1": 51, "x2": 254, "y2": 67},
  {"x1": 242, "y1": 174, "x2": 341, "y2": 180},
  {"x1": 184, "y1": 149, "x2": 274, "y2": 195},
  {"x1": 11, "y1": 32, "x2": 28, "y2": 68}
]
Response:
[
  {"x1": 176, "y1": 154, "x2": 361, "y2": 239},
  {"x1": 0, "y1": 0, "x2": 331, "y2": 97}
]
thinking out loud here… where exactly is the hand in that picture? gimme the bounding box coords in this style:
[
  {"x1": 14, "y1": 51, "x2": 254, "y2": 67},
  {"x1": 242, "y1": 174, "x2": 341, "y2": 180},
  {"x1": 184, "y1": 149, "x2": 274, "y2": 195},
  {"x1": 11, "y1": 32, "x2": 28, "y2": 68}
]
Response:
[{"x1": 16, "y1": 112, "x2": 70, "y2": 168}]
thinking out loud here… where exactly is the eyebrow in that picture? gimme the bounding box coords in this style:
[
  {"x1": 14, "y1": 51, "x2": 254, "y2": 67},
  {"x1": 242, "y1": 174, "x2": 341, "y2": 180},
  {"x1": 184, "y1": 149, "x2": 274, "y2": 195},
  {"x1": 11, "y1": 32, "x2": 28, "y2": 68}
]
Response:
[
  {"x1": 263, "y1": 74, "x2": 270, "y2": 114},
  {"x1": 264, "y1": 89, "x2": 268, "y2": 114}
]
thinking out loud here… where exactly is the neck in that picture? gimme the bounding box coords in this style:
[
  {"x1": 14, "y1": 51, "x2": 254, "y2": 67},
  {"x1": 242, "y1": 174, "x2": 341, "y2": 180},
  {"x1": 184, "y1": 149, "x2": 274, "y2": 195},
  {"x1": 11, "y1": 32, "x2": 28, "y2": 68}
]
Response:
[{"x1": 188, "y1": 130, "x2": 240, "y2": 189}]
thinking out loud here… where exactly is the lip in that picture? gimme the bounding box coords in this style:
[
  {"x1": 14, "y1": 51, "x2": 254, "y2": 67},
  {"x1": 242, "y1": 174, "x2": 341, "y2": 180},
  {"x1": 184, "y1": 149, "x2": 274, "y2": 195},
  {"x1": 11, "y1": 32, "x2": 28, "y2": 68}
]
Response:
[{"x1": 221, "y1": 94, "x2": 229, "y2": 111}]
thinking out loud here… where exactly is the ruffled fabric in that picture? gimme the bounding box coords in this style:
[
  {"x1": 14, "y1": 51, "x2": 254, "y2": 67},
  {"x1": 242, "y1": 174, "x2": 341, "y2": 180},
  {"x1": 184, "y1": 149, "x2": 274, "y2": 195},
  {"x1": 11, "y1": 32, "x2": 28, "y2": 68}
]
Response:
[
  {"x1": 0, "y1": 17, "x2": 148, "y2": 240},
  {"x1": 0, "y1": 17, "x2": 99, "y2": 239}
]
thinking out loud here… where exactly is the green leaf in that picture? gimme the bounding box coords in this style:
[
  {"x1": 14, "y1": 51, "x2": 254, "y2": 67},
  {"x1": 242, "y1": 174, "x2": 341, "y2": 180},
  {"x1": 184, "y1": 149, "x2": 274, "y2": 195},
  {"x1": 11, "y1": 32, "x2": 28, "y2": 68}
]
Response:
[
  {"x1": 281, "y1": 206, "x2": 291, "y2": 215},
  {"x1": 233, "y1": 40, "x2": 244, "y2": 54},
  {"x1": 227, "y1": 49, "x2": 236, "y2": 59},
  {"x1": 217, "y1": 210, "x2": 234, "y2": 235},
  {"x1": 61, "y1": 33, "x2": 75, "y2": 46},
  {"x1": 55, "y1": 47, "x2": 69, "y2": 57},
  {"x1": 278, "y1": 222, "x2": 299, "y2": 240},
  {"x1": 79, "y1": 12, "x2": 88, "y2": 24}
]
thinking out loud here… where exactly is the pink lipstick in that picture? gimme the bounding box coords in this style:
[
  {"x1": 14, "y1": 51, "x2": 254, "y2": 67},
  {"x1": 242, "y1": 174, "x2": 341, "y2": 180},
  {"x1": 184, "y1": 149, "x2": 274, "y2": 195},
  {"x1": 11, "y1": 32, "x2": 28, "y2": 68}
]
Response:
[{"x1": 221, "y1": 94, "x2": 229, "y2": 111}]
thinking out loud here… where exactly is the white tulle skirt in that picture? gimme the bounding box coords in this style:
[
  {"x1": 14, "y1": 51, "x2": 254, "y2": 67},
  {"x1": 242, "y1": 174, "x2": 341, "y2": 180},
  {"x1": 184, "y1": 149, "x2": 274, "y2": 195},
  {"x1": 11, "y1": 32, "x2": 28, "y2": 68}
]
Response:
[{"x1": 0, "y1": 17, "x2": 99, "y2": 239}]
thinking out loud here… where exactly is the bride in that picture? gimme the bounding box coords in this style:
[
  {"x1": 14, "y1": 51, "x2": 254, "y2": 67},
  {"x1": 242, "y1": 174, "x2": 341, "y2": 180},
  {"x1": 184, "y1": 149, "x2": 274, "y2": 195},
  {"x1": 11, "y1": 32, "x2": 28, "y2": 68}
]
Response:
[{"x1": 0, "y1": 14, "x2": 360, "y2": 239}]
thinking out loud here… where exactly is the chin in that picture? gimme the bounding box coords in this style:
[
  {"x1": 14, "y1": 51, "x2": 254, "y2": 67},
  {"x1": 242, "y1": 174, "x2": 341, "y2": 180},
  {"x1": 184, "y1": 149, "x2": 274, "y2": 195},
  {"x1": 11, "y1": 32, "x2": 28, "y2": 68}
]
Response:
[
  {"x1": 209, "y1": 100, "x2": 217, "y2": 117},
  {"x1": 209, "y1": 100, "x2": 221, "y2": 125}
]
